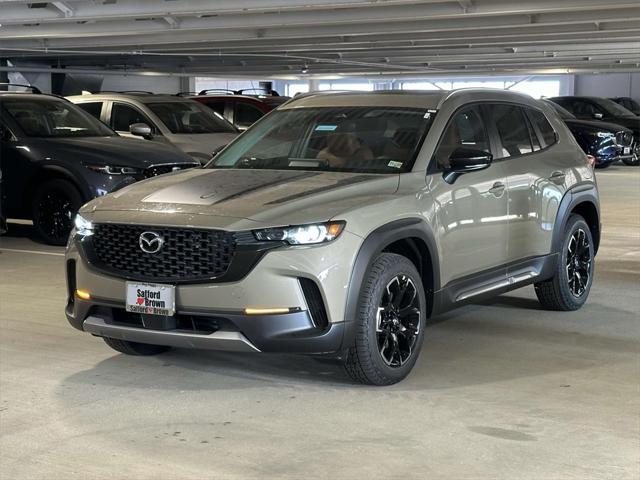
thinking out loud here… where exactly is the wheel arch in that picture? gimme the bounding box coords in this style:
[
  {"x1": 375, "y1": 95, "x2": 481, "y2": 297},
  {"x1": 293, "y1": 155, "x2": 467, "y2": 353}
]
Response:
[
  {"x1": 24, "y1": 165, "x2": 90, "y2": 215},
  {"x1": 341, "y1": 218, "x2": 440, "y2": 349},
  {"x1": 552, "y1": 183, "x2": 600, "y2": 255}
]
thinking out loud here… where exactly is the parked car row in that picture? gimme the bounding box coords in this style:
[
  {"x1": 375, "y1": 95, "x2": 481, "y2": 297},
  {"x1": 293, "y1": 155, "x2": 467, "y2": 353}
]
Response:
[
  {"x1": 546, "y1": 96, "x2": 640, "y2": 167},
  {"x1": 0, "y1": 83, "x2": 638, "y2": 247}
]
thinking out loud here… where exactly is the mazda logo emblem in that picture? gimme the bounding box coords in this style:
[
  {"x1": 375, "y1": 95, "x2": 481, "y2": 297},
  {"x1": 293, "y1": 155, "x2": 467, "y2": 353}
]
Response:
[{"x1": 139, "y1": 231, "x2": 164, "y2": 254}]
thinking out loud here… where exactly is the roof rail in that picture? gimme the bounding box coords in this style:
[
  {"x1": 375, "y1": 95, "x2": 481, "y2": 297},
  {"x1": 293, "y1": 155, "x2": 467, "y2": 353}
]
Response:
[
  {"x1": 176, "y1": 91, "x2": 199, "y2": 97},
  {"x1": 198, "y1": 89, "x2": 236, "y2": 95},
  {"x1": 235, "y1": 88, "x2": 280, "y2": 97},
  {"x1": 0, "y1": 83, "x2": 42, "y2": 94},
  {"x1": 92, "y1": 90, "x2": 155, "y2": 94}
]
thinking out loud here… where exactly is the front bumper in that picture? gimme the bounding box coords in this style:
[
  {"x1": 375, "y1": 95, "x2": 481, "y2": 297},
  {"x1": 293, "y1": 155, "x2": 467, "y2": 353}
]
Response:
[{"x1": 65, "y1": 230, "x2": 362, "y2": 354}]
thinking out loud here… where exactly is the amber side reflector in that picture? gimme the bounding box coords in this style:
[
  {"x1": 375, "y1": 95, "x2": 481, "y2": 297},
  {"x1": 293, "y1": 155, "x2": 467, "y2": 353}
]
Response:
[
  {"x1": 75, "y1": 289, "x2": 91, "y2": 300},
  {"x1": 244, "y1": 307, "x2": 291, "y2": 315}
]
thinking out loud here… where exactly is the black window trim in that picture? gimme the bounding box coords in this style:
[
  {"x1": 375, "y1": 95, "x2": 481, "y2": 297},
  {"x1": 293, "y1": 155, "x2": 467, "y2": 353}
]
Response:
[
  {"x1": 109, "y1": 100, "x2": 159, "y2": 135},
  {"x1": 428, "y1": 100, "x2": 561, "y2": 174},
  {"x1": 427, "y1": 101, "x2": 494, "y2": 174},
  {"x1": 524, "y1": 106, "x2": 558, "y2": 151},
  {"x1": 486, "y1": 101, "x2": 559, "y2": 162}
]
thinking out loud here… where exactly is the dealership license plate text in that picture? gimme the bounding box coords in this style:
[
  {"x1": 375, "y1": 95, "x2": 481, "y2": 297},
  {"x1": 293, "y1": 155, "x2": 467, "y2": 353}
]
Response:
[{"x1": 126, "y1": 282, "x2": 175, "y2": 316}]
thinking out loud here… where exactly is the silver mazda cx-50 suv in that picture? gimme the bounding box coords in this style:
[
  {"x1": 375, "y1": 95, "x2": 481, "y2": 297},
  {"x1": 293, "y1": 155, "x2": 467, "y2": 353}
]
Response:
[{"x1": 65, "y1": 89, "x2": 600, "y2": 385}]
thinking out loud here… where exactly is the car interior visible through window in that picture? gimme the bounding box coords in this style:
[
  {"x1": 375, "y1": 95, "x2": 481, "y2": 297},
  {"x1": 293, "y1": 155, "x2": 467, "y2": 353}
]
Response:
[{"x1": 211, "y1": 106, "x2": 435, "y2": 173}]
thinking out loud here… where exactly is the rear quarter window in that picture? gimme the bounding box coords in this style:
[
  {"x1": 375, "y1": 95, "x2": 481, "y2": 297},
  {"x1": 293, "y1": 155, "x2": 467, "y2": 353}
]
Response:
[
  {"x1": 527, "y1": 108, "x2": 557, "y2": 148},
  {"x1": 76, "y1": 102, "x2": 103, "y2": 120}
]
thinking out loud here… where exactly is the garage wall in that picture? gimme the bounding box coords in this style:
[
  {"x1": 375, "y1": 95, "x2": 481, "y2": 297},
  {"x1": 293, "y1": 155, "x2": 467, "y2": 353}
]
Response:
[
  {"x1": 574, "y1": 73, "x2": 640, "y2": 99},
  {"x1": 100, "y1": 75, "x2": 182, "y2": 94}
]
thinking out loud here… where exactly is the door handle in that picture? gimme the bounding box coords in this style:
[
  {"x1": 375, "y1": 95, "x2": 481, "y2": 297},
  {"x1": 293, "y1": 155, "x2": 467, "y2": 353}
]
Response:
[
  {"x1": 549, "y1": 171, "x2": 566, "y2": 185},
  {"x1": 488, "y1": 182, "x2": 506, "y2": 197}
]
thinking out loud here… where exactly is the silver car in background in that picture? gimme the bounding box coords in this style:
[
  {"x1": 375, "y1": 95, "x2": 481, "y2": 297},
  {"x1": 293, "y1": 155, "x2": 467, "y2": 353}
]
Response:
[{"x1": 67, "y1": 92, "x2": 239, "y2": 164}]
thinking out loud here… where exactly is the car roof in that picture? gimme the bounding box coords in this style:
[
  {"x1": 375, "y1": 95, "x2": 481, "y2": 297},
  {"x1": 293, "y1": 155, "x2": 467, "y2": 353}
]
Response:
[
  {"x1": 281, "y1": 88, "x2": 539, "y2": 110},
  {"x1": 549, "y1": 96, "x2": 606, "y2": 102},
  {"x1": 67, "y1": 93, "x2": 196, "y2": 103},
  {"x1": 0, "y1": 92, "x2": 67, "y2": 101}
]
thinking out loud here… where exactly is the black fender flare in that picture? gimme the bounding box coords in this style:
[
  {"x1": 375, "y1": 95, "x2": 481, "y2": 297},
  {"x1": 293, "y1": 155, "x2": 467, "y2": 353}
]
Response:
[
  {"x1": 551, "y1": 182, "x2": 600, "y2": 255},
  {"x1": 340, "y1": 218, "x2": 440, "y2": 350},
  {"x1": 29, "y1": 164, "x2": 91, "y2": 203}
]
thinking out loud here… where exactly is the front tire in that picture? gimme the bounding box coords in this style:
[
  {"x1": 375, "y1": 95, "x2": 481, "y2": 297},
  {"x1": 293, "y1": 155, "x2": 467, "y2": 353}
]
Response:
[
  {"x1": 102, "y1": 337, "x2": 171, "y2": 356},
  {"x1": 344, "y1": 253, "x2": 426, "y2": 386},
  {"x1": 534, "y1": 214, "x2": 595, "y2": 311},
  {"x1": 32, "y1": 179, "x2": 83, "y2": 245}
]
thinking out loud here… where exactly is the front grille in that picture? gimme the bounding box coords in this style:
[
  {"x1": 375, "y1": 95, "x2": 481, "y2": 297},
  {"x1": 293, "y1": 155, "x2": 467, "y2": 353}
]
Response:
[
  {"x1": 144, "y1": 164, "x2": 197, "y2": 178},
  {"x1": 90, "y1": 224, "x2": 236, "y2": 282},
  {"x1": 616, "y1": 131, "x2": 634, "y2": 147}
]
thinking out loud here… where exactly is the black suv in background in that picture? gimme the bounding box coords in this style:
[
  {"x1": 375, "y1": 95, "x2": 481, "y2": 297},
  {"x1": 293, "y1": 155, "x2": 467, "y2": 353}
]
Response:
[
  {"x1": 609, "y1": 97, "x2": 640, "y2": 116},
  {"x1": 0, "y1": 85, "x2": 199, "y2": 245},
  {"x1": 542, "y1": 99, "x2": 635, "y2": 168},
  {"x1": 548, "y1": 96, "x2": 639, "y2": 165}
]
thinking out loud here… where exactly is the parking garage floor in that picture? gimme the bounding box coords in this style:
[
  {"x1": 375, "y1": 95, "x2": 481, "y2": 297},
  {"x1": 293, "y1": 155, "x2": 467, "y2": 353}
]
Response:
[{"x1": 1, "y1": 168, "x2": 638, "y2": 480}]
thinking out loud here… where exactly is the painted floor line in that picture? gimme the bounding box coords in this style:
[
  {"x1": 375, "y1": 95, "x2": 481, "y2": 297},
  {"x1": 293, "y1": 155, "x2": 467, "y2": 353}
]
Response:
[{"x1": 0, "y1": 248, "x2": 65, "y2": 257}]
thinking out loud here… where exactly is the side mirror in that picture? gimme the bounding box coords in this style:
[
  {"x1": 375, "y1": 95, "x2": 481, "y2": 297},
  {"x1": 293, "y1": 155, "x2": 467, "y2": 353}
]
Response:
[
  {"x1": 129, "y1": 123, "x2": 153, "y2": 139},
  {"x1": 593, "y1": 112, "x2": 604, "y2": 120},
  {"x1": 443, "y1": 147, "x2": 493, "y2": 184}
]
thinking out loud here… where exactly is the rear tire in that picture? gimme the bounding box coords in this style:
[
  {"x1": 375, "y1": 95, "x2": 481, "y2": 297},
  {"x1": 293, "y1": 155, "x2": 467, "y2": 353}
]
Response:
[
  {"x1": 343, "y1": 253, "x2": 426, "y2": 386},
  {"x1": 534, "y1": 214, "x2": 594, "y2": 311},
  {"x1": 102, "y1": 337, "x2": 171, "y2": 356},
  {"x1": 32, "y1": 179, "x2": 83, "y2": 245}
]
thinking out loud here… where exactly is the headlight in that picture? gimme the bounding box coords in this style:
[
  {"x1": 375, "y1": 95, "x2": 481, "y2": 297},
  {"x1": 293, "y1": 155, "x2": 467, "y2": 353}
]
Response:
[
  {"x1": 86, "y1": 164, "x2": 142, "y2": 175},
  {"x1": 253, "y1": 221, "x2": 345, "y2": 245},
  {"x1": 74, "y1": 214, "x2": 94, "y2": 237}
]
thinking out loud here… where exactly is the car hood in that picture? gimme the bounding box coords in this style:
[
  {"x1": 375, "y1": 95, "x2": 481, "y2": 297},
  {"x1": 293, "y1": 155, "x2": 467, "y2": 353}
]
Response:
[
  {"x1": 169, "y1": 132, "x2": 238, "y2": 157},
  {"x1": 603, "y1": 116, "x2": 640, "y2": 134},
  {"x1": 82, "y1": 168, "x2": 400, "y2": 227},
  {"x1": 27, "y1": 135, "x2": 194, "y2": 167},
  {"x1": 564, "y1": 118, "x2": 633, "y2": 133}
]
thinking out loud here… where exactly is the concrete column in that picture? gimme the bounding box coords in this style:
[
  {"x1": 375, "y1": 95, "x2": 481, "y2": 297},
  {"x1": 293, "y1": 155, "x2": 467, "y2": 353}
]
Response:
[{"x1": 308, "y1": 78, "x2": 319, "y2": 92}]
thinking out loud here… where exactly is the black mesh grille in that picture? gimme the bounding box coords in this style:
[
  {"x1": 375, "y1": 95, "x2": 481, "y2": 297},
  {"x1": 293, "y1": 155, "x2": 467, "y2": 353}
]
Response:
[
  {"x1": 90, "y1": 224, "x2": 236, "y2": 282},
  {"x1": 299, "y1": 277, "x2": 328, "y2": 330}
]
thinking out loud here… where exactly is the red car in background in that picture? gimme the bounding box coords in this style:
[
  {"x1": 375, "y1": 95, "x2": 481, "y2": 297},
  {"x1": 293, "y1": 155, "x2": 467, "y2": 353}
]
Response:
[{"x1": 183, "y1": 89, "x2": 290, "y2": 130}]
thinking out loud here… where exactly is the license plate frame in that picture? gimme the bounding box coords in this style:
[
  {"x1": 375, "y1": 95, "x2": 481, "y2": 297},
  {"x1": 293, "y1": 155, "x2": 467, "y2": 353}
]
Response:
[{"x1": 126, "y1": 282, "x2": 175, "y2": 316}]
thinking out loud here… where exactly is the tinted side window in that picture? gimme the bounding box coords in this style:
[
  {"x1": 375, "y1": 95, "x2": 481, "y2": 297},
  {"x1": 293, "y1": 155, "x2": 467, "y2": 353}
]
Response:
[
  {"x1": 235, "y1": 102, "x2": 264, "y2": 127},
  {"x1": 204, "y1": 100, "x2": 226, "y2": 116},
  {"x1": 528, "y1": 109, "x2": 556, "y2": 148},
  {"x1": 76, "y1": 102, "x2": 103, "y2": 120},
  {"x1": 434, "y1": 105, "x2": 490, "y2": 168},
  {"x1": 491, "y1": 104, "x2": 533, "y2": 158},
  {"x1": 111, "y1": 103, "x2": 153, "y2": 132},
  {"x1": 571, "y1": 100, "x2": 601, "y2": 118}
]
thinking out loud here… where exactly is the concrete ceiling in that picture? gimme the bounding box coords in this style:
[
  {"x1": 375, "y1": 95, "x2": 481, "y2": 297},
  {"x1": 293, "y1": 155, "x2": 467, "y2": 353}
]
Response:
[{"x1": 1, "y1": 0, "x2": 639, "y2": 79}]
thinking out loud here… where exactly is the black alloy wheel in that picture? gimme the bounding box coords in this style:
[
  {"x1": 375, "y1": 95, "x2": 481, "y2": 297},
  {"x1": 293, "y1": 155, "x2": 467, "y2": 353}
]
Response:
[
  {"x1": 376, "y1": 275, "x2": 421, "y2": 367},
  {"x1": 32, "y1": 179, "x2": 83, "y2": 245},
  {"x1": 566, "y1": 228, "x2": 592, "y2": 298},
  {"x1": 535, "y1": 214, "x2": 595, "y2": 311},
  {"x1": 343, "y1": 253, "x2": 427, "y2": 385}
]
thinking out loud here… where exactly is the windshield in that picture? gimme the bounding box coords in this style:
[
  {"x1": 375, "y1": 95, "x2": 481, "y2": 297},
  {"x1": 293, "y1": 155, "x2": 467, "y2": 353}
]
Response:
[
  {"x1": 544, "y1": 100, "x2": 575, "y2": 120},
  {"x1": 1, "y1": 98, "x2": 115, "y2": 138},
  {"x1": 210, "y1": 106, "x2": 435, "y2": 174},
  {"x1": 594, "y1": 98, "x2": 637, "y2": 118},
  {"x1": 147, "y1": 101, "x2": 237, "y2": 134}
]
